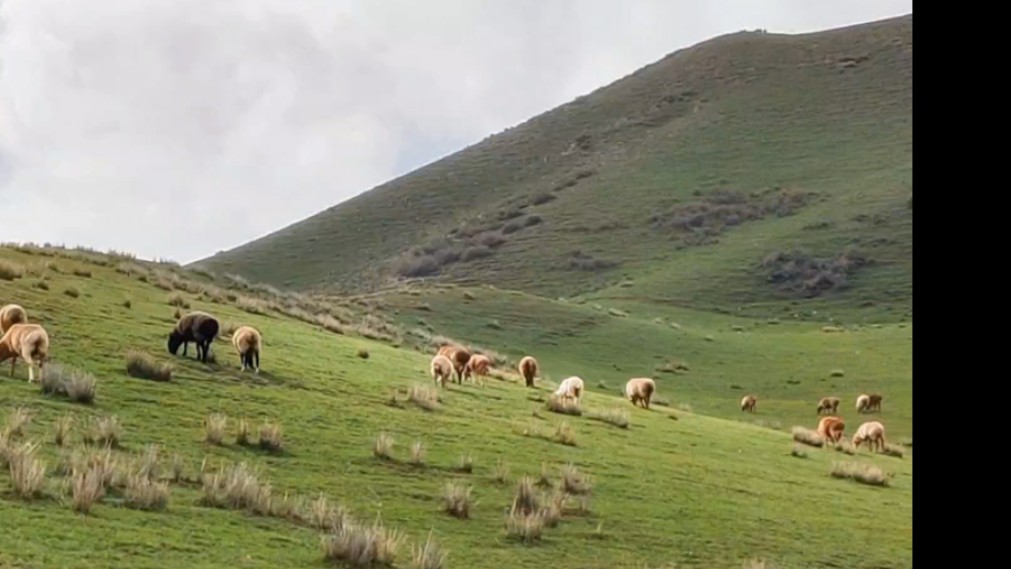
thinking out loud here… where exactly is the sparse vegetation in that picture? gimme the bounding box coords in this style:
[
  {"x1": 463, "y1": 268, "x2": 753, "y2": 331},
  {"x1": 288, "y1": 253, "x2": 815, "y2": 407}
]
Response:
[
  {"x1": 409, "y1": 440, "x2": 426, "y2": 466},
  {"x1": 235, "y1": 419, "x2": 252, "y2": 446},
  {"x1": 455, "y1": 454, "x2": 474, "y2": 474},
  {"x1": 441, "y1": 481, "x2": 472, "y2": 519},
  {"x1": 84, "y1": 415, "x2": 122, "y2": 448},
  {"x1": 53, "y1": 414, "x2": 74, "y2": 447},
  {"x1": 554, "y1": 422, "x2": 577, "y2": 446},
  {"x1": 124, "y1": 474, "x2": 171, "y2": 511},
  {"x1": 320, "y1": 518, "x2": 404, "y2": 567},
  {"x1": 411, "y1": 530, "x2": 448, "y2": 569},
  {"x1": 258, "y1": 422, "x2": 284, "y2": 453},
  {"x1": 408, "y1": 383, "x2": 440, "y2": 411},
  {"x1": 7, "y1": 441, "x2": 47, "y2": 499},
  {"x1": 205, "y1": 413, "x2": 228, "y2": 445},
  {"x1": 374, "y1": 432, "x2": 394, "y2": 460},
  {"x1": 830, "y1": 462, "x2": 890, "y2": 486},
  {"x1": 40, "y1": 364, "x2": 97, "y2": 404}
]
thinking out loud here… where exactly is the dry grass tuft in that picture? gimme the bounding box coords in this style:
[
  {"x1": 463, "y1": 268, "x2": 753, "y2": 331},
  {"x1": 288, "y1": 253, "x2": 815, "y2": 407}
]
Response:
[
  {"x1": 492, "y1": 459, "x2": 510, "y2": 484},
  {"x1": 791, "y1": 444, "x2": 809, "y2": 458},
  {"x1": 588, "y1": 408, "x2": 630, "y2": 429},
  {"x1": 5, "y1": 407, "x2": 32, "y2": 438},
  {"x1": 320, "y1": 517, "x2": 404, "y2": 567},
  {"x1": 200, "y1": 461, "x2": 274, "y2": 514},
  {"x1": 512, "y1": 476, "x2": 540, "y2": 516},
  {"x1": 408, "y1": 384, "x2": 440, "y2": 411},
  {"x1": 135, "y1": 444, "x2": 161, "y2": 480},
  {"x1": 309, "y1": 493, "x2": 351, "y2": 531},
  {"x1": 168, "y1": 453, "x2": 188, "y2": 483},
  {"x1": 554, "y1": 422, "x2": 577, "y2": 446},
  {"x1": 546, "y1": 394, "x2": 582, "y2": 416},
  {"x1": 64, "y1": 286, "x2": 81, "y2": 298},
  {"x1": 357, "y1": 348, "x2": 370, "y2": 359},
  {"x1": 258, "y1": 422, "x2": 284, "y2": 453},
  {"x1": 833, "y1": 441, "x2": 856, "y2": 455},
  {"x1": 40, "y1": 364, "x2": 97, "y2": 404},
  {"x1": 441, "y1": 481, "x2": 472, "y2": 519},
  {"x1": 71, "y1": 464, "x2": 107, "y2": 514},
  {"x1": 204, "y1": 413, "x2": 228, "y2": 445},
  {"x1": 374, "y1": 432, "x2": 395, "y2": 460},
  {"x1": 411, "y1": 529, "x2": 448, "y2": 569},
  {"x1": 505, "y1": 504, "x2": 544, "y2": 544},
  {"x1": 125, "y1": 350, "x2": 173, "y2": 382},
  {"x1": 0, "y1": 259, "x2": 25, "y2": 280},
  {"x1": 167, "y1": 292, "x2": 189, "y2": 308},
  {"x1": 235, "y1": 418, "x2": 252, "y2": 446},
  {"x1": 7, "y1": 441, "x2": 47, "y2": 499},
  {"x1": 539, "y1": 490, "x2": 565, "y2": 527},
  {"x1": 791, "y1": 426, "x2": 825, "y2": 447},
  {"x1": 830, "y1": 461, "x2": 890, "y2": 486},
  {"x1": 409, "y1": 440, "x2": 426, "y2": 466},
  {"x1": 559, "y1": 463, "x2": 592, "y2": 496},
  {"x1": 455, "y1": 454, "x2": 473, "y2": 474},
  {"x1": 882, "y1": 443, "x2": 905, "y2": 458},
  {"x1": 84, "y1": 415, "x2": 122, "y2": 448},
  {"x1": 124, "y1": 474, "x2": 171, "y2": 511},
  {"x1": 54, "y1": 414, "x2": 74, "y2": 447}
]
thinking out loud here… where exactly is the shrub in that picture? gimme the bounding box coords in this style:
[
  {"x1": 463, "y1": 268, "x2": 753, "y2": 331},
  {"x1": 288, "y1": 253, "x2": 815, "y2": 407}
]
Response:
[
  {"x1": 546, "y1": 395, "x2": 582, "y2": 416},
  {"x1": 124, "y1": 474, "x2": 170, "y2": 511},
  {"x1": 559, "y1": 463, "x2": 592, "y2": 496},
  {"x1": 54, "y1": 414, "x2": 74, "y2": 447},
  {"x1": 791, "y1": 426, "x2": 824, "y2": 448},
  {"x1": 441, "y1": 481, "x2": 472, "y2": 519},
  {"x1": 64, "y1": 286, "x2": 81, "y2": 298},
  {"x1": 320, "y1": 518, "x2": 404, "y2": 567},
  {"x1": 33, "y1": 280, "x2": 49, "y2": 291},
  {"x1": 0, "y1": 259, "x2": 25, "y2": 280},
  {"x1": 588, "y1": 408, "x2": 630, "y2": 429},
  {"x1": 7, "y1": 441, "x2": 46, "y2": 499},
  {"x1": 461, "y1": 246, "x2": 492, "y2": 261},
  {"x1": 123, "y1": 298, "x2": 132, "y2": 309},
  {"x1": 411, "y1": 530, "x2": 448, "y2": 569},
  {"x1": 374, "y1": 432, "x2": 395, "y2": 460},
  {"x1": 125, "y1": 350, "x2": 173, "y2": 381},
  {"x1": 830, "y1": 461, "x2": 890, "y2": 486},
  {"x1": 205, "y1": 413, "x2": 228, "y2": 445},
  {"x1": 357, "y1": 348, "x2": 370, "y2": 359},
  {"x1": 258, "y1": 422, "x2": 284, "y2": 453}
]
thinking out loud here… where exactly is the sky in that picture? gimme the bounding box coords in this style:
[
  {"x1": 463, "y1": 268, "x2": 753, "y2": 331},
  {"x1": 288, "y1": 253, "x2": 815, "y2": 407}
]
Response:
[{"x1": 0, "y1": 0, "x2": 913, "y2": 264}]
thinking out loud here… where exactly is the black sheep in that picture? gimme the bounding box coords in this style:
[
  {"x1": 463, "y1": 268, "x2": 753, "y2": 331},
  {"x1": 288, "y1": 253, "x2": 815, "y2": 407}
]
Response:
[{"x1": 168, "y1": 311, "x2": 220, "y2": 363}]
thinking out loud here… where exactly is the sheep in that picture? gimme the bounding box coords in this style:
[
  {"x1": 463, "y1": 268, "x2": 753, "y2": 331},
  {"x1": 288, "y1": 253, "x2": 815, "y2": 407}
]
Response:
[
  {"x1": 463, "y1": 353, "x2": 491, "y2": 384},
  {"x1": 0, "y1": 304, "x2": 28, "y2": 335},
  {"x1": 741, "y1": 394, "x2": 757, "y2": 413},
  {"x1": 816, "y1": 416, "x2": 846, "y2": 444},
  {"x1": 430, "y1": 354, "x2": 454, "y2": 388},
  {"x1": 231, "y1": 325, "x2": 262, "y2": 373},
  {"x1": 0, "y1": 323, "x2": 50, "y2": 383},
  {"x1": 518, "y1": 356, "x2": 538, "y2": 387},
  {"x1": 855, "y1": 394, "x2": 871, "y2": 413},
  {"x1": 625, "y1": 377, "x2": 656, "y2": 409},
  {"x1": 868, "y1": 393, "x2": 883, "y2": 412},
  {"x1": 554, "y1": 376, "x2": 585, "y2": 405},
  {"x1": 852, "y1": 421, "x2": 887, "y2": 453},
  {"x1": 816, "y1": 396, "x2": 840, "y2": 415},
  {"x1": 168, "y1": 311, "x2": 220, "y2": 364},
  {"x1": 446, "y1": 347, "x2": 472, "y2": 384}
]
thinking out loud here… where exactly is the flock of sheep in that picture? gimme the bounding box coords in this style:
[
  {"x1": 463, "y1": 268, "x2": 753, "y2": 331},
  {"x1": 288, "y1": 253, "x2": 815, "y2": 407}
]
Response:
[{"x1": 0, "y1": 298, "x2": 891, "y2": 453}]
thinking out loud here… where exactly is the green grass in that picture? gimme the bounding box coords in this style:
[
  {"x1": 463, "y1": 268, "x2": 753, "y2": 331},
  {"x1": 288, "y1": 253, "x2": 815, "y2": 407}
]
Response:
[
  {"x1": 194, "y1": 15, "x2": 912, "y2": 324},
  {"x1": 0, "y1": 245, "x2": 911, "y2": 569}
]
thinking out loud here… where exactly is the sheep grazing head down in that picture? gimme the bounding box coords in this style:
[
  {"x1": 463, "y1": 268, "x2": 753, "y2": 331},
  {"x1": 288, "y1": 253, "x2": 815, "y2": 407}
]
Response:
[{"x1": 167, "y1": 331, "x2": 185, "y2": 355}]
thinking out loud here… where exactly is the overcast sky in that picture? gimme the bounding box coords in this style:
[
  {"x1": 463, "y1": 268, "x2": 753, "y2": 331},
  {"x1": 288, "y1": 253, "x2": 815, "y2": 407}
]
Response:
[{"x1": 0, "y1": 0, "x2": 912, "y2": 264}]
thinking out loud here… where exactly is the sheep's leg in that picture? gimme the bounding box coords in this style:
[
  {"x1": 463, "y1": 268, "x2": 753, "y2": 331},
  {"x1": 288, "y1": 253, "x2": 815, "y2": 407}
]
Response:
[
  {"x1": 9, "y1": 357, "x2": 16, "y2": 378},
  {"x1": 254, "y1": 351, "x2": 259, "y2": 373}
]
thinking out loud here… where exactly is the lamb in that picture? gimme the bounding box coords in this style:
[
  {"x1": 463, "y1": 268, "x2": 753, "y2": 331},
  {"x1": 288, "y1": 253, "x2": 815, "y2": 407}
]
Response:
[
  {"x1": 852, "y1": 421, "x2": 886, "y2": 452},
  {"x1": 518, "y1": 356, "x2": 538, "y2": 388},
  {"x1": 0, "y1": 323, "x2": 50, "y2": 382},
  {"x1": 855, "y1": 394, "x2": 871, "y2": 413},
  {"x1": 868, "y1": 393, "x2": 883, "y2": 412},
  {"x1": 816, "y1": 416, "x2": 846, "y2": 444},
  {"x1": 463, "y1": 354, "x2": 491, "y2": 383},
  {"x1": 741, "y1": 394, "x2": 757, "y2": 413},
  {"x1": 625, "y1": 377, "x2": 656, "y2": 409},
  {"x1": 554, "y1": 376, "x2": 585, "y2": 405},
  {"x1": 816, "y1": 397, "x2": 840, "y2": 415},
  {"x1": 168, "y1": 311, "x2": 220, "y2": 364},
  {"x1": 231, "y1": 325, "x2": 262, "y2": 373},
  {"x1": 0, "y1": 304, "x2": 28, "y2": 335},
  {"x1": 430, "y1": 354, "x2": 454, "y2": 388}
]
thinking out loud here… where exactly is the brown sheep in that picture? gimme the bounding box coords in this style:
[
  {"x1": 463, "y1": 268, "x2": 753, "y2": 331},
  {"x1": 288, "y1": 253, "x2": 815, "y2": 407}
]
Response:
[
  {"x1": 816, "y1": 397, "x2": 840, "y2": 415},
  {"x1": 430, "y1": 354, "x2": 454, "y2": 388},
  {"x1": 625, "y1": 377, "x2": 656, "y2": 409},
  {"x1": 231, "y1": 325, "x2": 262, "y2": 373},
  {"x1": 463, "y1": 354, "x2": 491, "y2": 383},
  {"x1": 0, "y1": 304, "x2": 28, "y2": 335},
  {"x1": 518, "y1": 356, "x2": 538, "y2": 387},
  {"x1": 852, "y1": 421, "x2": 886, "y2": 452},
  {"x1": 816, "y1": 416, "x2": 846, "y2": 444},
  {"x1": 445, "y1": 347, "x2": 472, "y2": 384},
  {"x1": 0, "y1": 323, "x2": 50, "y2": 382},
  {"x1": 168, "y1": 311, "x2": 220, "y2": 363},
  {"x1": 741, "y1": 394, "x2": 757, "y2": 413},
  {"x1": 855, "y1": 393, "x2": 871, "y2": 413},
  {"x1": 868, "y1": 393, "x2": 883, "y2": 412}
]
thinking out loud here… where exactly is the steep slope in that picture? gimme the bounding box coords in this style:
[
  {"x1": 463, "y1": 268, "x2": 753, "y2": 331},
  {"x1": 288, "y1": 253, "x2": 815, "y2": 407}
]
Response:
[
  {"x1": 1, "y1": 245, "x2": 911, "y2": 569},
  {"x1": 194, "y1": 15, "x2": 912, "y2": 320}
]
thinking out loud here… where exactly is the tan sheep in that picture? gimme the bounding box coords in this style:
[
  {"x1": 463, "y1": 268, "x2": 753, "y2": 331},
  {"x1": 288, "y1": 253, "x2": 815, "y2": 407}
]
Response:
[
  {"x1": 852, "y1": 421, "x2": 886, "y2": 452},
  {"x1": 231, "y1": 325, "x2": 262, "y2": 373},
  {"x1": 816, "y1": 396, "x2": 840, "y2": 415},
  {"x1": 740, "y1": 394, "x2": 757, "y2": 413},
  {"x1": 554, "y1": 376, "x2": 585, "y2": 405},
  {"x1": 0, "y1": 323, "x2": 50, "y2": 383},
  {"x1": 430, "y1": 354, "x2": 454, "y2": 388},
  {"x1": 855, "y1": 393, "x2": 871, "y2": 413},
  {"x1": 0, "y1": 304, "x2": 28, "y2": 335},
  {"x1": 816, "y1": 416, "x2": 846, "y2": 444},
  {"x1": 625, "y1": 377, "x2": 656, "y2": 409},
  {"x1": 518, "y1": 356, "x2": 538, "y2": 388},
  {"x1": 463, "y1": 354, "x2": 491, "y2": 384}
]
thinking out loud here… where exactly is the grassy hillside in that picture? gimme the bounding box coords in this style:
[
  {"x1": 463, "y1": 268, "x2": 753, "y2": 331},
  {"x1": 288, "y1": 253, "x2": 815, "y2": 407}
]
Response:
[
  {"x1": 195, "y1": 14, "x2": 913, "y2": 322},
  {"x1": 1, "y1": 246, "x2": 911, "y2": 569}
]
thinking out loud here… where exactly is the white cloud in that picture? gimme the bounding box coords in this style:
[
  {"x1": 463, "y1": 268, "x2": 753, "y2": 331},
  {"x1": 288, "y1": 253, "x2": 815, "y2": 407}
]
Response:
[{"x1": 0, "y1": 0, "x2": 912, "y2": 262}]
